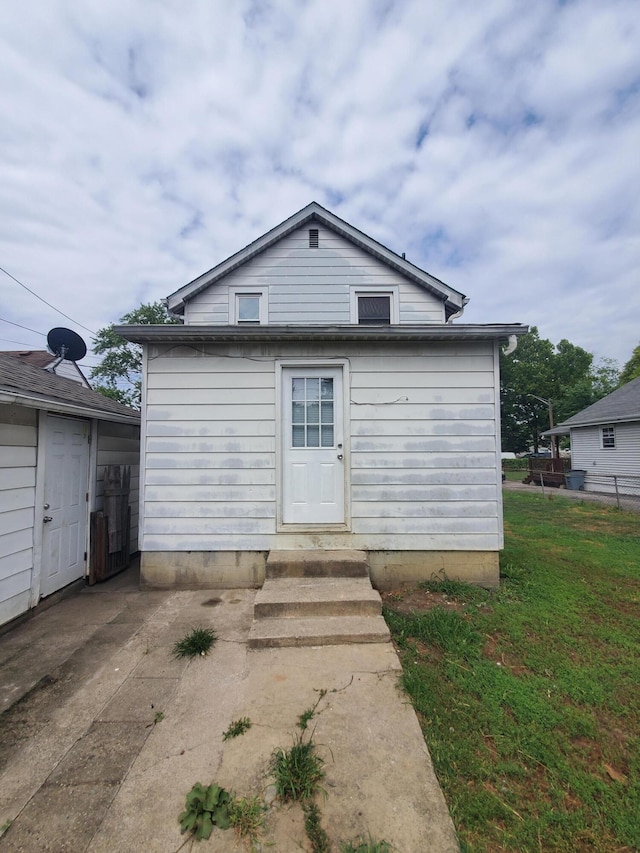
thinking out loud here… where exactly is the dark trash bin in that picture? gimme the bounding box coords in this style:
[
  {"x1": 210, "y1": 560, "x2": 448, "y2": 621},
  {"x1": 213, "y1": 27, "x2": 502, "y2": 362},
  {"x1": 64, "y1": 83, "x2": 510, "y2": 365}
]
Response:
[{"x1": 565, "y1": 470, "x2": 586, "y2": 490}]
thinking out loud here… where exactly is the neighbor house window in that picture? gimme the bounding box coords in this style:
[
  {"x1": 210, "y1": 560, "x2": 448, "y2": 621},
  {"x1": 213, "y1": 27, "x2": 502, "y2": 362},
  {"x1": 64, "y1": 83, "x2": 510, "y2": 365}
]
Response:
[
  {"x1": 602, "y1": 426, "x2": 616, "y2": 449},
  {"x1": 350, "y1": 288, "x2": 398, "y2": 325},
  {"x1": 229, "y1": 287, "x2": 268, "y2": 324}
]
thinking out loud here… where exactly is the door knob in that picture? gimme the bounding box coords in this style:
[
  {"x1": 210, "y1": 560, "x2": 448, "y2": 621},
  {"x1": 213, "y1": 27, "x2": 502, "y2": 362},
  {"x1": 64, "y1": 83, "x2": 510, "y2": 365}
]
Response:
[
  {"x1": 337, "y1": 454, "x2": 343, "y2": 460},
  {"x1": 43, "y1": 516, "x2": 53, "y2": 523}
]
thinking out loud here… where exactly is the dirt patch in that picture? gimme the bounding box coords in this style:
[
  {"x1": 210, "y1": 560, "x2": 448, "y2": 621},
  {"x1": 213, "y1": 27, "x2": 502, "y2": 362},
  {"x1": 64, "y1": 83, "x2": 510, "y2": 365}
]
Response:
[{"x1": 381, "y1": 586, "x2": 466, "y2": 615}]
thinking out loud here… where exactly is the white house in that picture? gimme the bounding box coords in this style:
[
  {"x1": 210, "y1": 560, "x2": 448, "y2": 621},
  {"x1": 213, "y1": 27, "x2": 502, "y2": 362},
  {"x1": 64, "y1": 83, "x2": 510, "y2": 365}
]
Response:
[
  {"x1": 118, "y1": 202, "x2": 527, "y2": 590},
  {"x1": 0, "y1": 354, "x2": 140, "y2": 628},
  {"x1": 545, "y1": 375, "x2": 640, "y2": 496}
]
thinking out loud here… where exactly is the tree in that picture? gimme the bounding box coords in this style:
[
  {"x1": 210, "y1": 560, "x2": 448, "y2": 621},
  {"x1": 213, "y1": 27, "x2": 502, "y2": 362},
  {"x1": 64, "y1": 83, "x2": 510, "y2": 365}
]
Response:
[
  {"x1": 619, "y1": 342, "x2": 640, "y2": 386},
  {"x1": 499, "y1": 328, "x2": 620, "y2": 453},
  {"x1": 500, "y1": 327, "x2": 556, "y2": 453},
  {"x1": 91, "y1": 301, "x2": 180, "y2": 408}
]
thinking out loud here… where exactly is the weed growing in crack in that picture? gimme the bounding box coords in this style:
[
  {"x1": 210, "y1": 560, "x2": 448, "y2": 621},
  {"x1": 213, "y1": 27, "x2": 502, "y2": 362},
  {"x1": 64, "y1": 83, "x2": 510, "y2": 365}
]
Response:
[
  {"x1": 270, "y1": 734, "x2": 326, "y2": 802},
  {"x1": 222, "y1": 716, "x2": 252, "y2": 740},
  {"x1": 229, "y1": 795, "x2": 266, "y2": 847},
  {"x1": 303, "y1": 801, "x2": 331, "y2": 853},
  {"x1": 172, "y1": 626, "x2": 217, "y2": 659},
  {"x1": 298, "y1": 688, "x2": 327, "y2": 731},
  {"x1": 341, "y1": 838, "x2": 393, "y2": 853}
]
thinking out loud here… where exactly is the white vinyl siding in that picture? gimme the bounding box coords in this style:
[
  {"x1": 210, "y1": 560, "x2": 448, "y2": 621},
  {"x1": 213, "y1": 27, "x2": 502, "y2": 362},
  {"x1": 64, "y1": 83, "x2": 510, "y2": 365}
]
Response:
[
  {"x1": 570, "y1": 422, "x2": 640, "y2": 494},
  {"x1": 183, "y1": 225, "x2": 445, "y2": 325},
  {"x1": 0, "y1": 405, "x2": 36, "y2": 625},
  {"x1": 95, "y1": 422, "x2": 141, "y2": 553},
  {"x1": 143, "y1": 348, "x2": 276, "y2": 550},
  {"x1": 140, "y1": 341, "x2": 500, "y2": 553}
]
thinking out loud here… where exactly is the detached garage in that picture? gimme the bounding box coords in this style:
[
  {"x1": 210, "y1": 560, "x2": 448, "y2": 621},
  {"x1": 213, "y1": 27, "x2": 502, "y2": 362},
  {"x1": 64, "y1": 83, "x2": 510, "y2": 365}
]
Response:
[{"x1": 0, "y1": 354, "x2": 140, "y2": 628}]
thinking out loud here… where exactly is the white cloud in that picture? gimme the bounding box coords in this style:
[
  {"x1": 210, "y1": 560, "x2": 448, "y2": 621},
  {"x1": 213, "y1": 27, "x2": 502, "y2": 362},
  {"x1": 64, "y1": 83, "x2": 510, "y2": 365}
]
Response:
[{"x1": 0, "y1": 0, "x2": 639, "y2": 368}]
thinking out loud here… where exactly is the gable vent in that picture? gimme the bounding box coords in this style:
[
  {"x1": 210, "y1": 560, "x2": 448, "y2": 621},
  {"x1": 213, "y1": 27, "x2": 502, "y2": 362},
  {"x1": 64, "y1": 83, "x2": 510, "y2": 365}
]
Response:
[{"x1": 309, "y1": 228, "x2": 319, "y2": 248}]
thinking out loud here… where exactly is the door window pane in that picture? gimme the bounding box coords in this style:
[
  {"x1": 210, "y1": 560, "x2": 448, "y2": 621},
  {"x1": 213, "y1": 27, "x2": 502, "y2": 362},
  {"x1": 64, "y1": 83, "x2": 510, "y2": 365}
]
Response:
[
  {"x1": 291, "y1": 376, "x2": 335, "y2": 448},
  {"x1": 321, "y1": 425, "x2": 334, "y2": 447}
]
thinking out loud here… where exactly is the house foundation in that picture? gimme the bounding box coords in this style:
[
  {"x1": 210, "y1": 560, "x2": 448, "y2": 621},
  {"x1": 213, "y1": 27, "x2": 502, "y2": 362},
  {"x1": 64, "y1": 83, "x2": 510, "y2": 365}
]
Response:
[{"x1": 140, "y1": 550, "x2": 500, "y2": 590}]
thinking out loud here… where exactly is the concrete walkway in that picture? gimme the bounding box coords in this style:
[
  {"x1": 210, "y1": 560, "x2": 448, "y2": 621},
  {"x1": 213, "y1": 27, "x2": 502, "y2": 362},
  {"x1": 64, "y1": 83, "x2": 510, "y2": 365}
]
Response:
[{"x1": 0, "y1": 565, "x2": 459, "y2": 852}]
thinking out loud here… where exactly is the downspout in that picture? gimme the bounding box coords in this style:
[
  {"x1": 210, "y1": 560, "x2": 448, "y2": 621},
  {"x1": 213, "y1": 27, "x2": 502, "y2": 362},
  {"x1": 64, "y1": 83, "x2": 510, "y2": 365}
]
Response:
[
  {"x1": 502, "y1": 334, "x2": 518, "y2": 356},
  {"x1": 446, "y1": 296, "x2": 470, "y2": 324}
]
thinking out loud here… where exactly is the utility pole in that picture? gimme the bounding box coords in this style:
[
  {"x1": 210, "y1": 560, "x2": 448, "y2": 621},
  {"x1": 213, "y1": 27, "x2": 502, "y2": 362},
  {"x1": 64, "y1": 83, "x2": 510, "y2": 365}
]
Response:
[{"x1": 528, "y1": 394, "x2": 557, "y2": 457}]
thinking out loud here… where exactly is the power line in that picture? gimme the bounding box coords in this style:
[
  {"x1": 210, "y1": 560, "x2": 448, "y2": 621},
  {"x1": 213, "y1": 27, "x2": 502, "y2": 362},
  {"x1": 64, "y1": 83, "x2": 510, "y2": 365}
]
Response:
[
  {"x1": 0, "y1": 337, "x2": 42, "y2": 348},
  {"x1": 0, "y1": 264, "x2": 97, "y2": 335},
  {"x1": 0, "y1": 316, "x2": 46, "y2": 336}
]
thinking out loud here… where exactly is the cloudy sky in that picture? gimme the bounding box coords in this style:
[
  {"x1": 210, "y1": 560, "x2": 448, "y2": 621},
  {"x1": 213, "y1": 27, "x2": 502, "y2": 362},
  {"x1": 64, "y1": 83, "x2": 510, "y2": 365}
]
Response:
[{"x1": 1, "y1": 0, "x2": 639, "y2": 374}]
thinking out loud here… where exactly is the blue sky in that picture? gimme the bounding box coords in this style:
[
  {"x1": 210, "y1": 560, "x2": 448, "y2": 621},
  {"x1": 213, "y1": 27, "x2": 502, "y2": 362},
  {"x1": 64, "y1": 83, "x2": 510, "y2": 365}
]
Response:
[{"x1": 1, "y1": 0, "x2": 639, "y2": 372}]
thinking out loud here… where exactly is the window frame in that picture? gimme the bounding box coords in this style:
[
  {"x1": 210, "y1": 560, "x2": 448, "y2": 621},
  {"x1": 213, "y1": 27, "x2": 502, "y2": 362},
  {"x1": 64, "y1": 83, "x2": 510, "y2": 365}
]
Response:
[
  {"x1": 601, "y1": 425, "x2": 616, "y2": 449},
  {"x1": 349, "y1": 287, "x2": 399, "y2": 325},
  {"x1": 229, "y1": 286, "x2": 268, "y2": 325}
]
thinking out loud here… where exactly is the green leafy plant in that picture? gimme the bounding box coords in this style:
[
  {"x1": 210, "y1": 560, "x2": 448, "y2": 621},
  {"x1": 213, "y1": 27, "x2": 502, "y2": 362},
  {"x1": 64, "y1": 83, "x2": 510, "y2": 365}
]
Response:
[
  {"x1": 222, "y1": 716, "x2": 252, "y2": 740},
  {"x1": 298, "y1": 688, "x2": 327, "y2": 731},
  {"x1": 172, "y1": 626, "x2": 217, "y2": 659},
  {"x1": 270, "y1": 734, "x2": 326, "y2": 802},
  {"x1": 297, "y1": 707, "x2": 315, "y2": 731},
  {"x1": 178, "y1": 782, "x2": 232, "y2": 839}
]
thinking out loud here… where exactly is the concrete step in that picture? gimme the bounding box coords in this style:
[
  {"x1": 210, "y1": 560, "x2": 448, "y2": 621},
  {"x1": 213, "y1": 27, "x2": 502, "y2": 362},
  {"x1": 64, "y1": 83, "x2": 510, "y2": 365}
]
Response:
[
  {"x1": 266, "y1": 549, "x2": 369, "y2": 579},
  {"x1": 247, "y1": 614, "x2": 390, "y2": 649},
  {"x1": 254, "y1": 577, "x2": 382, "y2": 619}
]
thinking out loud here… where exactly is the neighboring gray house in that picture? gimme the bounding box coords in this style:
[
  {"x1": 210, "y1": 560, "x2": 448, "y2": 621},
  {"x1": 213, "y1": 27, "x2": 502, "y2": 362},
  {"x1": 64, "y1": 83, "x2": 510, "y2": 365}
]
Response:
[
  {"x1": 0, "y1": 354, "x2": 140, "y2": 628},
  {"x1": 545, "y1": 375, "x2": 640, "y2": 495},
  {"x1": 118, "y1": 202, "x2": 527, "y2": 590}
]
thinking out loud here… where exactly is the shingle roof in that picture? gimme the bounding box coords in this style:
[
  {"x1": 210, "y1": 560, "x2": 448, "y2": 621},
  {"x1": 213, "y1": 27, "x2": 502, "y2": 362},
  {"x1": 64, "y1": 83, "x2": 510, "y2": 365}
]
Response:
[
  {"x1": 0, "y1": 353, "x2": 139, "y2": 422},
  {"x1": 0, "y1": 350, "x2": 54, "y2": 368},
  {"x1": 559, "y1": 376, "x2": 640, "y2": 428}
]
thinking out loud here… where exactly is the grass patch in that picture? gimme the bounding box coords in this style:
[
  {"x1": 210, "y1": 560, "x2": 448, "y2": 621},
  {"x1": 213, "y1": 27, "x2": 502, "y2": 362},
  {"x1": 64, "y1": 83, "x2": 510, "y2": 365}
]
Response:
[
  {"x1": 270, "y1": 734, "x2": 326, "y2": 803},
  {"x1": 228, "y1": 795, "x2": 266, "y2": 846},
  {"x1": 172, "y1": 626, "x2": 217, "y2": 659},
  {"x1": 385, "y1": 491, "x2": 640, "y2": 852}
]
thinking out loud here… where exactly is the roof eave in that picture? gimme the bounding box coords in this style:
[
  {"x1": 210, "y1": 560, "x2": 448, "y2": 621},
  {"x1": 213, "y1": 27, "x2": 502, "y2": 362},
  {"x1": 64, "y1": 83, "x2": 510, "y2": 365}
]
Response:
[
  {"x1": 0, "y1": 388, "x2": 140, "y2": 424},
  {"x1": 115, "y1": 323, "x2": 528, "y2": 345}
]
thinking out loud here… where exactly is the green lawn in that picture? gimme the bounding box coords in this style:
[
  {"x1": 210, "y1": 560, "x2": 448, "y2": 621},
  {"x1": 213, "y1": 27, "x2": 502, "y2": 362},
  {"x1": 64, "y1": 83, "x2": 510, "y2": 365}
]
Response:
[{"x1": 384, "y1": 491, "x2": 640, "y2": 852}]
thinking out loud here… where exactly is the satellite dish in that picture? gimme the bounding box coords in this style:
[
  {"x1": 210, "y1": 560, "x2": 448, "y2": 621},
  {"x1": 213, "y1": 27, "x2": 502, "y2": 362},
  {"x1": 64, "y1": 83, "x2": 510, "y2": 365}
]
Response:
[{"x1": 46, "y1": 328, "x2": 87, "y2": 362}]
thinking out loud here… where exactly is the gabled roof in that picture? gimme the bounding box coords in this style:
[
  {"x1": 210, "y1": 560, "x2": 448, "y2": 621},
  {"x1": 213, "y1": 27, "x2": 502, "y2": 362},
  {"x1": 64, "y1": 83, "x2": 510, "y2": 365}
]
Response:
[
  {"x1": 552, "y1": 376, "x2": 640, "y2": 430},
  {"x1": 166, "y1": 201, "x2": 467, "y2": 319},
  {"x1": 0, "y1": 354, "x2": 139, "y2": 424}
]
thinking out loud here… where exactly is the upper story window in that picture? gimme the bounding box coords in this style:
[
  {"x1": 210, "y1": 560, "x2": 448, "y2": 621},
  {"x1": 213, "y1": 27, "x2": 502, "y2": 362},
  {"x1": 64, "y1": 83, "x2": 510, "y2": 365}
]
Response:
[
  {"x1": 350, "y1": 288, "x2": 398, "y2": 325},
  {"x1": 602, "y1": 426, "x2": 616, "y2": 449},
  {"x1": 229, "y1": 287, "x2": 268, "y2": 325}
]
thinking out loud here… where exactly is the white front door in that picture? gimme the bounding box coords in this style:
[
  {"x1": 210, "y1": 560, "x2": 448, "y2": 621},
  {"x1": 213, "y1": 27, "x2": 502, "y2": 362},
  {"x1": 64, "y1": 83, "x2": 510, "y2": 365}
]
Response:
[
  {"x1": 282, "y1": 367, "x2": 345, "y2": 525},
  {"x1": 40, "y1": 417, "x2": 90, "y2": 597}
]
